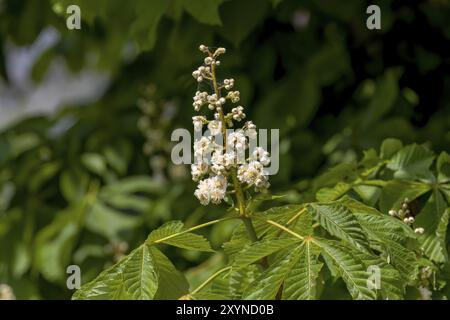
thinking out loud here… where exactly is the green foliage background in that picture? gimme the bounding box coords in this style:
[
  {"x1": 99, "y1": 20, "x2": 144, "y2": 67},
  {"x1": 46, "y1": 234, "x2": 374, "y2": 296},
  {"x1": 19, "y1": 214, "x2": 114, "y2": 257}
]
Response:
[{"x1": 0, "y1": 0, "x2": 449, "y2": 299}]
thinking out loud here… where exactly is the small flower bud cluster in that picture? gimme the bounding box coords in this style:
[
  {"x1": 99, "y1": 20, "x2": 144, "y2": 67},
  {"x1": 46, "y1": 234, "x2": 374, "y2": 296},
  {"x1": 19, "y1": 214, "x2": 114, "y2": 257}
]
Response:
[
  {"x1": 227, "y1": 91, "x2": 241, "y2": 103},
  {"x1": 190, "y1": 45, "x2": 271, "y2": 206},
  {"x1": 231, "y1": 106, "x2": 246, "y2": 121},
  {"x1": 222, "y1": 78, "x2": 235, "y2": 90},
  {"x1": 388, "y1": 198, "x2": 425, "y2": 235},
  {"x1": 192, "y1": 46, "x2": 226, "y2": 83}
]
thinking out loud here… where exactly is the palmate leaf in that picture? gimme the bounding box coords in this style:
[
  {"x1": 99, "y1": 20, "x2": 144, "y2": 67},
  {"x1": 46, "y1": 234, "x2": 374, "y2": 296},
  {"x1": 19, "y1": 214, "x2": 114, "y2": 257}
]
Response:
[
  {"x1": 73, "y1": 244, "x2": 188, "y2": 300},
  {"x1": 282, "y1": 241, "x2": 323, "y2": 300},
  {"x1": 252, "y1": 205, "x2": 309, "y2": 237},
  {"x1": 316, "y1": 239, "x2": 376, "y2": 300},
  {"x1": 146, "y1": 221, "x2": 214, "y2": 252},
  {"x1": 223, "y1": 205, "x2": 308, "y2": 259},
  {"x1": 310, "y1": 203, "x2": 370, "y2": 252}
]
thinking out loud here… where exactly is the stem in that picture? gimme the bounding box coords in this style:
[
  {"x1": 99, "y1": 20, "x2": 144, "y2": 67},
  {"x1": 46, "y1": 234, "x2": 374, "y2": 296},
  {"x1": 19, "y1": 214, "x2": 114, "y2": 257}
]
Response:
[
  {"x1": 242, "y1": 217, "x2": 259, "y2": 243},
  {"x1": 152, "y1": 217, "x2": 236, "y2": 244},
  {"x1": 191, "y1": 266, "x2": 232, "y2": 295}
]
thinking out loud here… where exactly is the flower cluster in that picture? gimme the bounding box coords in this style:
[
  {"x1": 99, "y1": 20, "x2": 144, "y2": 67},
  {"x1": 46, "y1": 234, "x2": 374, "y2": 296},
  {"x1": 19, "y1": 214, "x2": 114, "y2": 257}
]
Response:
[
  {"x1": 190, "y1": 45, "x2": 271, "y2": 206},
  {"x1": 137, "y1": 84, "x2": 187, "y2": 182},
  {"x1": 388, "y1": 198, "x2": 424, "y2": 234}
]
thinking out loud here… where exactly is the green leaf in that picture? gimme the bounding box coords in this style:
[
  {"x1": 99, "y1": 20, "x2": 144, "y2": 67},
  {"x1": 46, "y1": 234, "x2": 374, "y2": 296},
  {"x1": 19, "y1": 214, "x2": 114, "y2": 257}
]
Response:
[
  {"x1": 81, "y1": 153, "x2": 106, "y2": 176},
  {"x1": 130, "y1": 0, "x2": 170, "y2": 51},
  {"x1": 233, "y1": 238, "x2": 300, "y2": 269},
  {"x1": 310, "y1": 203, "x2": 369, "y2": 252},
  {"x1": 229, "y1": 265, "x2": 260, "y2": 299},
  {"x1": 73, "y1": 245, "x2": 188, "y2": 300},
  {"x1": 243, "y1": 245, "x2": 302, "y2": 299},
  {"x1": 361, "y1": 69, "x2": 400, "y2": 128},
  {"x1": 316, "y1": 182, "x2": 351, "y2": 202},
  {"x1": 181, "y1": 0, "x2": 225, "y2": 25},
  {"x1": 85, "y1": 201, "x2": 141, "y2": 239},
  {"x1": 219, "y1": 0, "x2": 269, "y2": 47},
  {"x1": 152, "y1": 247, "x2": 190, "y2": 299},
  {"x1": 340, "y1": 197, "x2": 418, "y2": 281},
  {"x1": 100, "y1": 176, "x2": 165, "y2": 196},
  {"x1": 355, "y1": 252, "x2": 405, "y2": 300},
  {"x1": 34, "y1": 206, "x2": 83, "y2": 282},
  {"x1": 387, "y1": 144, "x2": 435, "y2": 179},
  {"x1": 122, "y1": 244, "x2": 159, "y2": 299},
  {"x1": 437, "y1": 151, "x2": 450, "y2": 183},
  {"x1": 282, "y1": 241, "x2": 323, "y2": 300},
  {"x1": 147, "y1": 221, "x2": 214, "y2": 252},
  {"x1": 316, "y1": 239, "x2": 376, "y2": 300},
  {"x1": 380, "y1": 138, "x2": 403, "y2": 160},
  {"x1": 379, "y1": 180, "x2": 431, "y2": 214},
  {"x1": 352, "y1": 185, "x2": 381, "y2": 207},
  {"x1": 60, "y1": 169, "x2": 89, "y2": 203},
  {"x1": 29, "y1": 161, "x2": 60, "y2": 192},
  {"x1": 415, "y1": 191, "x2": 449, "y2": 263},
  {"x1": 73, "y1": 255, "x2": 131, "y2": 300}
]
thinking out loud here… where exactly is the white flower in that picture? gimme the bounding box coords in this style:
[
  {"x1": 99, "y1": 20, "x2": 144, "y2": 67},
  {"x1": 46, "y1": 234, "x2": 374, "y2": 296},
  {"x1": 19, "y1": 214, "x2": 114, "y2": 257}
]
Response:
[
  {"x1": 209, "y1": 175, "x2": 228, "y2": 204},
  {"x1": 194, "y1": 175, "x2": 228, "y2": 206},
  {"x1": 211, "y1": 152, "x2": 225, "y2": 175},
  {"x1": 191, "y1": 162, "x2": 209, "y2": 181},
  {"x1": 194, "y1": 137, "x2": 212, "y2": 159},
  {"x1": 227, "y1": 130, "x2": 247, "y2": 153},
  {"x1": 255, "y1": 175, "x2": 270, "y2": 192},
  {"x1": 211, "y1": 151, "x2": 236, "y2": 175},
  {"x1": 237, "y1": 160, "x2": 269, "y2": 191},
  {"x1": 251, "y1": 147, "x2": 270, "y2": 166},
  {"x1": 245, "y1": 121, "x2": 257, "y2": 130},
  {"x1": 190, "y1": 45, "x2": 272, "y2": 205},
  {"x1": 192, "y1": 116, "x2": 206, "y2": 131},
  {"x1": 208, "y1": 120, "x2": 222, "y2": 136},
  {"x1": 194, "y1": 179, "x2": 211, "y2": 205}
]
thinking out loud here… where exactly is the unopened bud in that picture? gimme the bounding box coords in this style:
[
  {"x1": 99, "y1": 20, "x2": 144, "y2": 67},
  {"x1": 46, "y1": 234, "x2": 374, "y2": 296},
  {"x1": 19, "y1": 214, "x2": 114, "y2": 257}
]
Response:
[{"x1": 414, "y1": 227, "x2": 425, "y2": 235}]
